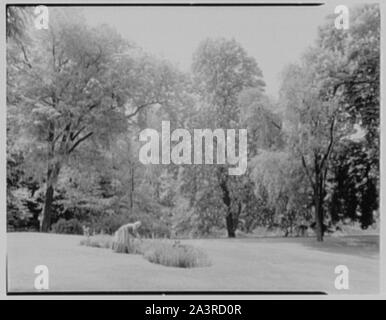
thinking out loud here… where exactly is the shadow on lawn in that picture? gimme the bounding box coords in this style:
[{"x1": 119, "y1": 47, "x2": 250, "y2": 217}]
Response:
[
  {"x1": 299, "y1": 235, "x2": 379, "y2": 258},
  {"x1": 221, "y1": 234, "x2": 379, "y2": 258}
]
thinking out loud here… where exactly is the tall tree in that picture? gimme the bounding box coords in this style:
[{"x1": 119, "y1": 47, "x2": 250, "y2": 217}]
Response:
[
  {"x1": 280, "y1": 47, "x2": 351, "y2": 241},
  {"x1": 191, "y1": 38, "x2": 265, "y2": 237},
  {"x1": 318, "y1": 4, "x2": 380, "y2": 228},
  {"x1": 7, "y1": 10, "x2": 179, "y2": 231},
  {"x1": 317, "y1": 4, "x2": 380, "y2": 150}
]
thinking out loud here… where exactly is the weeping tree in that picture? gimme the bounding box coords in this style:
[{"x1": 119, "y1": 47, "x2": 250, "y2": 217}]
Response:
[{"x1": 251, "y1": 150, "x2": 310, "y2": 236}]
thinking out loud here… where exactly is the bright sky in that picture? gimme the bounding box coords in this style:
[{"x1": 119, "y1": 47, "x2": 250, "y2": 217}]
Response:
[{"x1": 82, "y1": 4, "x2": 337, "y2": 98}]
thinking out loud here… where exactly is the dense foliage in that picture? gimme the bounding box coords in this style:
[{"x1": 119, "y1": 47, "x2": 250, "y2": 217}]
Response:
[{"x1": 7, "y1": 5, "x2": 379, "y2": 241}]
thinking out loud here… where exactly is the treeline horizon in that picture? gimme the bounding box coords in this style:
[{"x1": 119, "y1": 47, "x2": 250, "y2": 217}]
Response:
[{"x1": 6, "y1": 5, "x2": 379, "y2": 242}]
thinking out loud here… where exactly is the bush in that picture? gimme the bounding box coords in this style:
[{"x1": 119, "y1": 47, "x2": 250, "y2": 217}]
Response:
[
  {"x1": 113, "y1": 237, "x2": 144, "y2": 254},
  {"x1": 80, "y1": 234, "x2": 211, "y2": 268},
  {"x1": 51, "y1": 218, "x2": 83, "y2": 235},
  {"x1": 80, "y1": 234, "x2": 113, "y2": 249},
  {"x1": 7, "y1": 188, "x2": 41, "y2": 231},
  {"x1": 143, "y1": 240, "x2": 211, "y2": 268}
]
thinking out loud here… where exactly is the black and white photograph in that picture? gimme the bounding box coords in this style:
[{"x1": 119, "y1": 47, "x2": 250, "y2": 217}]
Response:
[{"x1": 4, "y1": 1, "x2": 382, "y2": 296}]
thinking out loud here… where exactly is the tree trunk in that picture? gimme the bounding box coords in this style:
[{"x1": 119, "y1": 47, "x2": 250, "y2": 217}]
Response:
[
  {"x1": 314, "y1": 175, "x2": 324, "y2": 242},
  {"x1": 218, "y1": 168, "x2": 236, "y2": 238},
  {"x1": 40, "y1": 121, "x2": 60, "y2": 232},
  {"x1": 226, "y1": 213, "x2": 236, "y2": 238},
  {"x1": 130, "y1": 163, "x2": 134, "y2": 213},
  {"x1": 40, "y1": 162, "x2": 60, "y2": 232},
  {"x1": 41, "y1": 181, "x2": 53, "y2": 232}
]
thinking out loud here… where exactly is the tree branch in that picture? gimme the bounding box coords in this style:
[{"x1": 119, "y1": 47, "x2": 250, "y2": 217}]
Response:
[
  {"x1": 126, "y1": 101, "x2": 165, "y2": 119},
  {"x1": 320, "y1": 116, "x2": 335, "y2": 170},
  {"x1": 270, "y1": 118, "x2": 282, "y2": 130},
  {"x1": 301, "y1": 154, "x2": 315, "y2": 188},
  {"x1": 20, "y1": 43, "x2": 32, "y2": 68},
  {"x1": 70, "y1": 126, "x2": 86, "y2": 141},
  {"x1": 53, "y1": 125, "x2": 70, "y2": 144},
  {"x1": 68, "y1": 132, "x2": 93, "y2": 154}
]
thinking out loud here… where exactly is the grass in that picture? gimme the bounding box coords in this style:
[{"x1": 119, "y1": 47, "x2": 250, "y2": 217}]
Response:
[
  {"x1": 81, "y1": 235, "x2": 211, "y2": 268},
  {"x1": 8, "y1": 233, "x2": 379, "y2": 293}
]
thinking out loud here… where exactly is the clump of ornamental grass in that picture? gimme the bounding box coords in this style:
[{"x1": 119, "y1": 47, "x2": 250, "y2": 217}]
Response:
[
  {"x1": 80, "y1": 233, "x2": 211, "y2": 268},
  {"x1": 143, "y1": 240, "x2": 211, "y2": 268},
  {"x1": 80, "y1": 234, "x2": 113, "y2": 249}
]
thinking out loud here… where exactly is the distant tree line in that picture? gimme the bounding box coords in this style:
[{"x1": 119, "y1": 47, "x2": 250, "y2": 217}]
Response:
[{"x1": 7, "y1": 5, "x2": 379, "y2": 241}]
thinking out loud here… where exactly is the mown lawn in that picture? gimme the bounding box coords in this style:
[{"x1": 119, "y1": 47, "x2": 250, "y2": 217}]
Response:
[{"x1": 7, "y1": 232, "x2": 379, "y2": 294}]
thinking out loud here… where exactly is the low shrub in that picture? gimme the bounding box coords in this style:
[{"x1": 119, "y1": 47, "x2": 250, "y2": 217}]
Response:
[
  {"x1": 80, "y1": 234, "x2": 211, "y2": 268},
  {"x1": 80, "y1": 234, "x2": 113, "y2": 249},
  {"x1": 51, "y1": 218, "x2": 83, "y2": 235},
  {"x1": 112, "y1": 237, "x2": 144, "y2": 254},
  {"x1": 143, "y1": 240, "x2": 211, "y2": 268}
]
